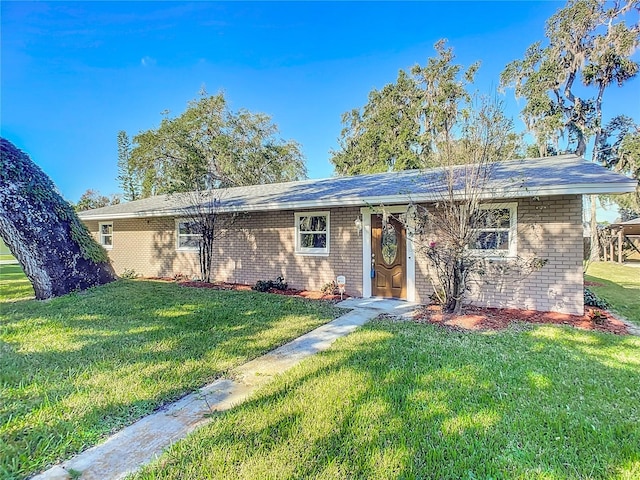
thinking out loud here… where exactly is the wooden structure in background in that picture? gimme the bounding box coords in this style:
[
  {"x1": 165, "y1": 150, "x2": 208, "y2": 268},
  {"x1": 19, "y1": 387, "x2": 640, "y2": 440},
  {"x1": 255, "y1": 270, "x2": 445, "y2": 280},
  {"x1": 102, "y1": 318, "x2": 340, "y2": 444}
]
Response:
[{"x1": 603, "y1": 217, "x2": 640, "y2": 263}]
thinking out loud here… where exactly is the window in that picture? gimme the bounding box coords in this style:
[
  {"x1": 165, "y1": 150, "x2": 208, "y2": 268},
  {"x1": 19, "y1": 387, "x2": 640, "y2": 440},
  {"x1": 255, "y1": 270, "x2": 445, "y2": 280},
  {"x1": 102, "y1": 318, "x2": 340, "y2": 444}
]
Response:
[
  {"x1": 176, "y1": 219, "x2": 200, "y2": 250},
  {"x1": 295, "y1": 212, "x2": 329, "y2": 255},
  {"x1": 469, "y1": 203, "x2": 516, "y2": 256},
  {"x1": 99, "y1": 222, "x2": 113, "y2": 249}
]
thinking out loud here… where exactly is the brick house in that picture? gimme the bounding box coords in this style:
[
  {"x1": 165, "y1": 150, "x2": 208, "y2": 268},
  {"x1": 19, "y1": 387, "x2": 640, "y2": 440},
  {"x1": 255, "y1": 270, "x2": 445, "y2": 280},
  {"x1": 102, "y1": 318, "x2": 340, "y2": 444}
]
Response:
[{"x1": 79, "y1": 155, "x2": 636, "y2": 315}]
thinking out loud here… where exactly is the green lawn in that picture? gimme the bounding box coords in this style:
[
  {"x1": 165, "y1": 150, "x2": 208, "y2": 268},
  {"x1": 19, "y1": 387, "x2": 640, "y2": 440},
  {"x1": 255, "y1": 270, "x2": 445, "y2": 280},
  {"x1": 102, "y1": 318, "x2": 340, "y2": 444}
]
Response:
[
  {"x1": 0, "y1": 254, "x2": 16, "y2": 262},
  {"x1": 134, "y1": 319, "x2": 640, "y2": 480},
  {"x1": 586, "y1": 262, "x2": 640, "y2": 327},
  {"x1": 0, "y1": 264, "x2": 34, "y2": 301},
  {"x1": 0, "y1": 268, "x2": 343, "y2": 479}
]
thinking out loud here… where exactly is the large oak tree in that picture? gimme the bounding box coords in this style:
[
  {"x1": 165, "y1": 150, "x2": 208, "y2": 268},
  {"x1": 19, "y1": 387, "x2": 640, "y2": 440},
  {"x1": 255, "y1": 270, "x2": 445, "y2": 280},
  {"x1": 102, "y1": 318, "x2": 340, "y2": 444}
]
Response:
[
  {"x1": 500, "y1": 0, "x2": 639, "y2": 255},
  {"x1": 0, "y1": 138, "x2": 116, "y2": 299}
]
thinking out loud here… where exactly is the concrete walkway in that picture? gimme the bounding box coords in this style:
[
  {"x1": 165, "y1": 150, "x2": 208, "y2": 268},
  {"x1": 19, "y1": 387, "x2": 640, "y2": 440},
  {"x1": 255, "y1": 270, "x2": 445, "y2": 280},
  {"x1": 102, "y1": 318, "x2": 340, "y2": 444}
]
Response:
[{"x1": 32, "y1": 298, "x2": 419, "y2": 480}]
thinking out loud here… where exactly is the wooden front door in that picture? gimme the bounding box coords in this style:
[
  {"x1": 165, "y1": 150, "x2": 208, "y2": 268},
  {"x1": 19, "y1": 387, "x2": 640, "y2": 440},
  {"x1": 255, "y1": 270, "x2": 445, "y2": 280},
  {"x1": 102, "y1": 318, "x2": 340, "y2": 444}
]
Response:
[{"x1": 371, "y1": 215, "x2": 406, "y2": 299}]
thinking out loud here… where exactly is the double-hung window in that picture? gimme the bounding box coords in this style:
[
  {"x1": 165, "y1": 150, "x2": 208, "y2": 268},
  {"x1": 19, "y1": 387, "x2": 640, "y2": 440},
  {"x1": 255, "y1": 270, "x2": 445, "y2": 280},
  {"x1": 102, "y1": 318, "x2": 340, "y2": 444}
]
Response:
[
  {"x1": 99, "y1": 222, "x2": 113, "y2": 249},
  {"x1": 176, "y1": 219, "x2": 200, "y2": 251},
  {"x1": 469, "y1": 203, "x2": 516, "y2": 257},
  {"x1": 295, "y1": 212, "x2": 329, "y2": 255}
]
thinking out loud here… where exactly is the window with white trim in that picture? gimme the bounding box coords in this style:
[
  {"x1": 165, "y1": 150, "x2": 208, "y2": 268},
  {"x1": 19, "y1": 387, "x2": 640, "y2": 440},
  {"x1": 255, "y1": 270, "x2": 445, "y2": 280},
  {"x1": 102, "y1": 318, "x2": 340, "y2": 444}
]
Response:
[
  {"x1": 99, "y1": 222, "x2": 113, "y2": 249},
  {"x1": 469, "y1": 203, "x2": 517, "y2": 256},
  {"x1": 295, "y1": 212, "x2": 330, "y2": 255},
  {"x1": 176, "y1": 219, "x2": 200, "y2": 251}
]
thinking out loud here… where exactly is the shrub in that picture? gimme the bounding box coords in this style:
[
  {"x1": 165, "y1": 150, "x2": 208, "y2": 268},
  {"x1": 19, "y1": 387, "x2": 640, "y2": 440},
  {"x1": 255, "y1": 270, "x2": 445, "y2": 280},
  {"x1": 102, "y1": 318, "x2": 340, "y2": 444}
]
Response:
[
  {"x1": 120, "y1": 269, "x2": 139, "y2": 279},
  {"x1": 587, "y1": 308, "x2": 607, "y2": 324},
  {"x1": 253, "y1": 276, "x2": 288, "y2": 292},
  {"x1": 321, "y1": 281, "x2": 337, "y2": 295},
  {"x1": 584, "y1": 287, "x2": 609, "y2": 309}
]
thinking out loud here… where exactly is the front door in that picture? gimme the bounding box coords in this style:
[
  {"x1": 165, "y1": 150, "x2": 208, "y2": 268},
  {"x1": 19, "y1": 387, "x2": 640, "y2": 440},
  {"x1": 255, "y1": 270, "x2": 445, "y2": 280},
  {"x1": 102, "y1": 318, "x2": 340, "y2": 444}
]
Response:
[{"x1": 371, "y1": 214, "x2": 406, "y2": 299}]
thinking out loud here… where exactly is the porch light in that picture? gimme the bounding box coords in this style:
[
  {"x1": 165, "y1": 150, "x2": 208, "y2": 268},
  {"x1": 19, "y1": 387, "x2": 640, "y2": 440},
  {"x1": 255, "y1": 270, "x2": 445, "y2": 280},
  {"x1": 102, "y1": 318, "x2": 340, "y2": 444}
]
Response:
[{"x1": 354, "y1": 216, "x2": 362, "y2": 235}]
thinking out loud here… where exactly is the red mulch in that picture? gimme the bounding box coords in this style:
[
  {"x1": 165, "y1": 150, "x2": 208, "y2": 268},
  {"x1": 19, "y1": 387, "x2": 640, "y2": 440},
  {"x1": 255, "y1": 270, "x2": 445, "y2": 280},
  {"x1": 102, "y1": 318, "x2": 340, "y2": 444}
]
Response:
[
  {"x1": 585, "y1": 281, "x2": 606, "y2": 287},
  {"x1": 143, "y1": 277, "x2": 627, "y2": 335},
  {"x1": 414, "y1": 304, "x2": 629, "y2": 335},
  {"x1": 177, "y1": 280, "x2": 346, "y2": 302}
]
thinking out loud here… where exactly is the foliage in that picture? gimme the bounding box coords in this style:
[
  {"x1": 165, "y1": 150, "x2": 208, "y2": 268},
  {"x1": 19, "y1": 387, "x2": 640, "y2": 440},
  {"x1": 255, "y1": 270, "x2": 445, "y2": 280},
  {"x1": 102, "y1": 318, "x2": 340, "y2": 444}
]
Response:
[
  {"x1": 133, "y1": 319, "x2": 640, "y2": 480},
  {"x1": 120, "y1": 268, "x2": 139, "y2": 279},
  {"x1": 500, "y1": 0, "x2": 640, "y2": 259},
  {"x1": 0, "y1": 273, "x2": 341, "y2": 479},
  {"x1": 331, "y1": 40, "x2": 524, "y2": 175},
  {"x1": 116, "y1": 130, "x2": 140, "y2": 201},
  {"x1": 125, "y1": 90, "x2": 307, "y2": 197},
  {"x1": 501, "y1": 0, "x2": 639, "y2": 157},
  {"x1": 584, "y1": 286, "x2": 609, "y2": 308},
  {"x1": 74, "y1": 188, "x2": 121, "y2": 212},
  {"x1": 320, "y1": 280, "x2": 338, "y2": 295},
  {"x1": 174, "y1": 189, "x2": 238, "y2": 283},
  {"x1": 252, "y1": 276, "x2": 288, "y2": 292},
  {"x1": 598, "y1": 115, "x2": 640, "y2": 217},
  {"x1": 585, "y1": 261, "x2": 640, "y2": 326},
  {"x1": 587, "y1": 306, "x2": 607, "y2": 323}
]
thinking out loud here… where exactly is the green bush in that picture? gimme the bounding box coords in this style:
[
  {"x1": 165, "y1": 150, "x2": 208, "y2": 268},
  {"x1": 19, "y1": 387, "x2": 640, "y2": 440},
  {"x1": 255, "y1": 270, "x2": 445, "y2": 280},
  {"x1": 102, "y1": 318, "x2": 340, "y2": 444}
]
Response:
[
  {"x1": 120, "y1": 269, "x2": 139, "y2": 279},
  {"x1": 253, "y1": 276, "x2": 288, "y2": 292},
  {"x1": 584, "y1": 287, "x2": 609, "y2": 309}
]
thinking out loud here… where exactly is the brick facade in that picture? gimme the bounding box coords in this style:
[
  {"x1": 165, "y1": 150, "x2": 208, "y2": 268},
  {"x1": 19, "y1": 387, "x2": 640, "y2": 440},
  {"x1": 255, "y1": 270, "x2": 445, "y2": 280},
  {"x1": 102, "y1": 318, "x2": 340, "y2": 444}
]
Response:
[
  {"x1": 85, "y1": 195, "x2": 584, "y2": 315},
  {"x1": 85, "y1": 207, "x2": 364, "y2": 297},
  {"x1": 412, "y1": 195, "x2": 584, "y2": 314}
]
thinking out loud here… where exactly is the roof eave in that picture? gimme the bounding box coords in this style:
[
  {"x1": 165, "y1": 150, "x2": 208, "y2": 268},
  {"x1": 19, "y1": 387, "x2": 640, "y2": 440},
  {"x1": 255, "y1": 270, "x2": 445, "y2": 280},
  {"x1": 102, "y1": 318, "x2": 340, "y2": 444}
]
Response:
[{"x1": 77, "y1": 181, "x2": 637, "y2": 221}]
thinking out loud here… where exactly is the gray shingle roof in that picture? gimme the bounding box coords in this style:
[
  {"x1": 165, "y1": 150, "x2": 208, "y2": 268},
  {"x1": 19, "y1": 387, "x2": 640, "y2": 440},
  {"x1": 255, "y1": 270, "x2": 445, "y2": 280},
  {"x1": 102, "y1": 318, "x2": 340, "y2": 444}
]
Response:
[{"x1": 78, "y1": 154, "x2": 637, "y2": 220}]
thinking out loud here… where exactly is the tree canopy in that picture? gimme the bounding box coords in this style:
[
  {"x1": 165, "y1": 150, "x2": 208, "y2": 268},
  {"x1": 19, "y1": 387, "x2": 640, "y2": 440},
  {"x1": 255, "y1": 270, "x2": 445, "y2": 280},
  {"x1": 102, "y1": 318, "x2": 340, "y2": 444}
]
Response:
[
  {"x1": 121, "y1": 91, "x2": 307, "y2": 198},
  {"x1": 330, "y1": 40, "x2": 523, "y2": 175},
  {"x1": 500, "y1": 0, "x2": 639, "y2": 159},
  {"x1": 75, "y1": 189, "x2": 121, "y2": 212}
]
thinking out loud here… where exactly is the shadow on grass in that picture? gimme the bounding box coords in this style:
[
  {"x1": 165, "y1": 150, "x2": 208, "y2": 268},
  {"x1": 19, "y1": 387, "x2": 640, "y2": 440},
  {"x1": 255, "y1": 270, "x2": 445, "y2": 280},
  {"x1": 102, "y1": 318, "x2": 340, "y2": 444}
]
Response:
[
  {"x1": 0, "y1": 279, "x2": 341, "y2": 479},
  {"x1": 134, "y1": 320, "x2": 640, "y2": 480}
]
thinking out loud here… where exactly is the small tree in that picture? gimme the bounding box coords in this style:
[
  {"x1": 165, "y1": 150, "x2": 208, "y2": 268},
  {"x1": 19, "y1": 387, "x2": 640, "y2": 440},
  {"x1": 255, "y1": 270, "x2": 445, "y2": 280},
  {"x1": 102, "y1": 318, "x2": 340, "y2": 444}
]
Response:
[
  {"x1": 175, "y1": 187, "x2": 238, "y2": 283},
  {"x1": 404, "y1": 100, "x2": 527, "y2": 314}
]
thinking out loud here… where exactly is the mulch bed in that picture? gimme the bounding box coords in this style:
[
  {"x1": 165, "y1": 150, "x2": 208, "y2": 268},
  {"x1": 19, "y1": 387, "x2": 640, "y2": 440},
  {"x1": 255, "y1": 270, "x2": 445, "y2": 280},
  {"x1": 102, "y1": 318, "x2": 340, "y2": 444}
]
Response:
[
  {"x1": 177, "y1": 280, "x2": 347, "y2": 302},
  {"x1": 145, "y1": 277, "x2": 628, "y2": 334},
  {"x1": 414, "y1": 304, "x2": 629, "y2": 335}
]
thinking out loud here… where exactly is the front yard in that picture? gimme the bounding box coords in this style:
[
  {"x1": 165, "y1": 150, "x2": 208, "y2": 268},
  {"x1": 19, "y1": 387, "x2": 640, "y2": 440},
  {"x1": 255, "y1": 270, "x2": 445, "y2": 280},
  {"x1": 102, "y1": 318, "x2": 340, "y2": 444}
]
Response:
[
  {"x1": 134, "y1": 319, "x2": 640, "y2": 479},
  {"x1": 0, "y1": 268, "x2": 342, "y2": 479},
  {"x1": 1, "y1": 262, "x2": 639, "y2": 479}
]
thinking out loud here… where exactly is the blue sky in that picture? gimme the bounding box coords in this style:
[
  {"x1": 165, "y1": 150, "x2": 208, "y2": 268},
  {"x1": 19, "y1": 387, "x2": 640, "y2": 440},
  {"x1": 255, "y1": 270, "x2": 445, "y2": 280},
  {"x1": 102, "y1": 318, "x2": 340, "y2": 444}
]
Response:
[{"x1": 2, "y1": 1, "x2": 639, "y2": 206}]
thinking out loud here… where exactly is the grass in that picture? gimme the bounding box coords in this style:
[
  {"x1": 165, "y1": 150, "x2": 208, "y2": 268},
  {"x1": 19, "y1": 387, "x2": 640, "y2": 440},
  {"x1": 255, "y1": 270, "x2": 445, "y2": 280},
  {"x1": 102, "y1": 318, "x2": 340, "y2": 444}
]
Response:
[
  {"x1": 0, "y1": 264, "x2": 34, "y2": 301},
  {"x1": 0, "y1": 254, "x2": 16, "y2": 262},
  {"x1": 586, "y1": 261, "x2": 640, "y2": 327},
  {"x1": 0, "y1": 268, "x2": 343, "y2": 479},
  {"x1": 133, "y1": 319, "x2": 640, "y2": 480}
]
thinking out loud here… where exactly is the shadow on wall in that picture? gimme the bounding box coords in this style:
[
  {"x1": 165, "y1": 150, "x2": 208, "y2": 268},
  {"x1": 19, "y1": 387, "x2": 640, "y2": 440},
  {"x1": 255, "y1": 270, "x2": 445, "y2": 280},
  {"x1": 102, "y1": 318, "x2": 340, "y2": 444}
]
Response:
[{"x1": 151, "y1": 226, "x2": 197, "y2": 279}]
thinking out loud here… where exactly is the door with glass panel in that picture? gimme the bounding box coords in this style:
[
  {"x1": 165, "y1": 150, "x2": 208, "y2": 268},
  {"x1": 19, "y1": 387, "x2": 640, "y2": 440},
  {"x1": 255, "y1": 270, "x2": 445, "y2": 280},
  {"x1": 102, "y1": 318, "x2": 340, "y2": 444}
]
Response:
[{"x1": 371, "y1": 215, "x2": 406, "y2": 298}]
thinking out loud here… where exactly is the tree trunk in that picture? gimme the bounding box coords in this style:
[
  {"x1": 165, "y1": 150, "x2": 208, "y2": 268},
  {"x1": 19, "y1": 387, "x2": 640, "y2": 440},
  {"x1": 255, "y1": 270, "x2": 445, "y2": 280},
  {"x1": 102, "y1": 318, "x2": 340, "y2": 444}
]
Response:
[
  {"x1": 0, "y1": 138, "x2": 116, "y2": 299},
  {"x1": 589, "y1": 195, "x2": 601, "y2": 262}
]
